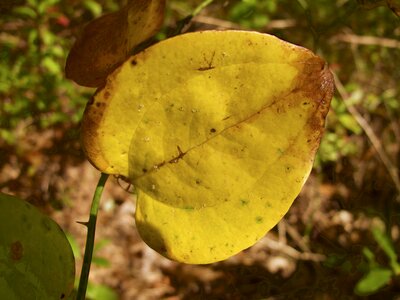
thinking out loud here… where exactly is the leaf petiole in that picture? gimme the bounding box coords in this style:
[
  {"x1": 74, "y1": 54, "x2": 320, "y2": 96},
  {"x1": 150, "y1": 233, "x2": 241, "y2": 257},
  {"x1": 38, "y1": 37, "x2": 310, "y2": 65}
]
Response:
[
  {"x1": 170, "y1": 0, "x2": 215, "y2": 36},
  {"x1": 76, "y1": 172, "x2": 109, "y2": 300}
]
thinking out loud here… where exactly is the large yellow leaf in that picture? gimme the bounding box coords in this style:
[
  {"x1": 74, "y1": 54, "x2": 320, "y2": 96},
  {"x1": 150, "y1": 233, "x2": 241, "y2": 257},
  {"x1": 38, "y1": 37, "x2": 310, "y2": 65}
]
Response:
[
  {"x1": 65, "y1": 0, "x2": 165, "y2": 87},
  {"x1": 82, "y1": 30, "x2": 334, "y2": 264}
]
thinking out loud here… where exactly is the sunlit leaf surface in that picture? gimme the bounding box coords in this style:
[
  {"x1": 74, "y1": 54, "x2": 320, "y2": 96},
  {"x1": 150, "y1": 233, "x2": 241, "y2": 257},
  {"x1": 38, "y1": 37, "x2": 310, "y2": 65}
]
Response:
[{"x1": 82, "y1": 30, "x2": 334, "y2": 263}]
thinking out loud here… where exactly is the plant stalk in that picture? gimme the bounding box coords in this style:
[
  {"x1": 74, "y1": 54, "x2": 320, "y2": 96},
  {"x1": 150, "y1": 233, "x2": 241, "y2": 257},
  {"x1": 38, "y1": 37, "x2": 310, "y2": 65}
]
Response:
[
  {"x1": 169, "y1": 0, "x2": 215, "y2": 37},
  {"x1": 76, "y1": 173, "x2": 109, "y2": 300}
]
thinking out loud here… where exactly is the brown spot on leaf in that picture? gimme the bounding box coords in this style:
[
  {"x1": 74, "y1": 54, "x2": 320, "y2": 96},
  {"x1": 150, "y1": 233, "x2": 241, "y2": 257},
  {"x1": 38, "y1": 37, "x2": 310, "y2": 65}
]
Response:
[
  {"x1": 197, "y1": 51, "x2": 216, "y2": 71},
  {"x1": 294, "y1": 56, "x2": 334, "y2": 116},
  {"x1": 197, "y1": 66, "x2": 215, "y2": 71},
  {"x1": 10, "y1": 241, "x2": 23, "y2": 261},
  {"x1": 169, "y1": 146, "x2": 186, "y2": 164},
  {"x1": 297, "y1": 56, "x2": 334, "y2": 153},
  {"x1": 255, "y1": 216, "x2": 263, "y2": 224},
  {"x1": 95, "y1": 102, "x2": 106, "y2": 108},
  {"x1": 156, "y1": 161, "x2": 166, "y2": 168}
]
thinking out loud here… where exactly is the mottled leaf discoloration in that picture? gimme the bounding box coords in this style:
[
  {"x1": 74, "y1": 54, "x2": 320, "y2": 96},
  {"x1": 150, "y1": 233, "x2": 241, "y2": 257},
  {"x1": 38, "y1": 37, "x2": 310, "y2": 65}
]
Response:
[{"x1": 10, "y1": 241, "x2": 23, "y2": 261}]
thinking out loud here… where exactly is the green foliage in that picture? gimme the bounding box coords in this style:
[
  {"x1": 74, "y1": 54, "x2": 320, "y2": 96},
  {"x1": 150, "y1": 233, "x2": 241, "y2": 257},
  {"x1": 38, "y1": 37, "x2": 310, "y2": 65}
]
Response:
[
  {"x1": 67, "y1": 231, "x2": 115, "y2": 296},
  {"x1": 66, "y1": 233, "x2": 82, "y2": 260},
  {"x1": 228, "y1": 0, "x2": 277, "y2": 29},
  {"x1": 315, "y1": 95, "x2": 361, "y2": 165},
  {"x1": 372, "y1": 227, "x2": 400, "y2": 274},
  {"x1": 92, "y1": 239, "x2": 111, "y2": 267},
  {"x1": 355, "y1": 267, "x2": 393, "y2": 296},
  {"x1": 86, "y1": 282, "x2": 118, "y2": 300},
  {"x1": 70, "y1": 279, "x2": 118, "y2": 300},
  {"x1": 355, "y1": 226, "x2": 400, "y2": 295},
  {"x1": 83, "y1": 0, "x2": 103, "y2": 17},
  {"x1": 0, "y1": 0, "x2": 93, "y2": 145}
]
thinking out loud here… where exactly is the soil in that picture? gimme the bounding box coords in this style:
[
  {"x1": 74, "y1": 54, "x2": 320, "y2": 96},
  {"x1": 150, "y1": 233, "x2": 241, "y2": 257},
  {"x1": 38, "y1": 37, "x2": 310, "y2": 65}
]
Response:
[{"x1": 1, "y1": 123, "x2": 400, "y2": 300}]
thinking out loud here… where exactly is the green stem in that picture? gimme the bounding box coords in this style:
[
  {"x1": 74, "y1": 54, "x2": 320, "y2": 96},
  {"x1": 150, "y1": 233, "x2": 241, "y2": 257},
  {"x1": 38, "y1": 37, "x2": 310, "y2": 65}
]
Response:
[
  {"x1": 77, "y1": 173, "x2": 109, "y2": 300},
  {"x1": 192, "y1": 0, "x2": 214, "y2": 16},
  {"x1": 169, "y1": 0, "x2": 215, "y2": 37}
]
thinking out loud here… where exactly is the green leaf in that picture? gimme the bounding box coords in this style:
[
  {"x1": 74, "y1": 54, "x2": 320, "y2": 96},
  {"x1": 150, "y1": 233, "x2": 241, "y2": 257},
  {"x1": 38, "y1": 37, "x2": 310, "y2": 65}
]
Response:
[
  {"x1": 66, "y1": 233, "x2": 82, "y2": 260},
  {"x1": 93, "y1": 238, "x2": 111, "y2": 252},
  {"x1": 0, "y1": 193, "x2": 75, "y2": 299},
  {"x1": 37, "y1": 0, "x2": 59, "y2": 15},
  {"x1": 86, "y1": 283, "x2": 118, "y2": 300},
  {"x1": 372, "y1": 227, "x2": 400, "y2": 274},
  {"x1": 338, "y1": 114, "x2": 362, "y2": 134},
  {"x1": 83, "y1": 0, "x2": 103, "y2": 17},
  {"x1": 41, "y1": 28, "x2": 55, "y2": 46},
  {"x1": 42, "y1": 56, "x2": 61, "y2": 75},
  {"x1": 92, "y1": 256, "x2": 110, "y2": 267},
  {"x1": 13, "y1": 6, "x2": 37, "y2": 18},
  {"x1": 362, "y1": 247, "x2": 377, "y2": 267},
  {"x1": 81, "y1": 31, "x2": 334, "y2": 263},
  {"x1": 372, "y1": 227, "x2": 396, "y2": 260},
  {"x1": 354, "y1": 267, "x2": 392, "y2": 296}
]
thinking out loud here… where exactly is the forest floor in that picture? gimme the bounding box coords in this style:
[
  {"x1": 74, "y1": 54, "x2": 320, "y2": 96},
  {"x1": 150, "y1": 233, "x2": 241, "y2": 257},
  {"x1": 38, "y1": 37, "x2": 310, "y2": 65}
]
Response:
[
  {"x1": 2, "y1": 1, "x2": 400, "y2": 298},
  {"x1": 1, "y1": 122, "x2": 399, "y2": 300}
]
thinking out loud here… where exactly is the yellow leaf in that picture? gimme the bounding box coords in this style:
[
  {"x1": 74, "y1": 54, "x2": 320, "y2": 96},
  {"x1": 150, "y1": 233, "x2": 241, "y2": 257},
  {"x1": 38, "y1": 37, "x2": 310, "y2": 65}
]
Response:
[
  {"x1": 65, "y1": 0, "x2": 166, "y2": 87},
  {"x1": 82, "y1": 30, "x2": 334, "y2": 263}
]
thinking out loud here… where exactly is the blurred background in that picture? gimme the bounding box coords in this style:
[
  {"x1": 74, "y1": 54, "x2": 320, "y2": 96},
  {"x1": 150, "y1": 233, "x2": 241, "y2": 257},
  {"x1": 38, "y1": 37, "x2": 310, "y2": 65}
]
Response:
[{"x1": 1, "y1": 0, "x2": 400, "y2": 299}]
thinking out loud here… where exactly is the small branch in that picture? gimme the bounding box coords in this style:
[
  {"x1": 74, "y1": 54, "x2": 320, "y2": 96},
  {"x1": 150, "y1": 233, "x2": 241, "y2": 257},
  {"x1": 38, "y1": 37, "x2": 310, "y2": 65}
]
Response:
[
  {"x1": 333, "y1": 73, "x2": 400, "y2": 197},
  {"x1": 330, "y1": 33, "x2": 400, "y2": 49},
  {"x1": 282, "y1": 220, "x2": 311, "y2": 252},
  {"x1": 192, "y1": 0, "x2": 214, "y2": 16},
  {"x1": 193, "y1": 15, "x2": 242, "y2": 29},
  {"x1": 193, "y1": 15, "x2": 297, "y2": 30},
  {"x1": 264, "y1": 19, "x2": 298, "y2": 30},
  {"x1": 170, "y1": 0, "x2": 215, "y2": 36},
  {"x1": 77, "y1": 173, "x2": 109, "y2": 300},
  {"x1": 261, "y1": 237, "x2": 325, "y2": 262},
  {"x1": 278, "y1": 220, "x2": 287, "y2": 245}
]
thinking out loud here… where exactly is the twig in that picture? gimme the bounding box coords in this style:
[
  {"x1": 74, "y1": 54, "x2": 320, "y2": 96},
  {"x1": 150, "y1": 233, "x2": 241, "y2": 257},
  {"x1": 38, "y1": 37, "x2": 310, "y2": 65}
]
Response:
[
  {"x1": 333, "y1": 73, "x2": 400, "y2": 197},
  {"x1": 282, "y1": 220, "x2": 311, "y2": 252},
  {"x1": 261, "y1": 237, "x2": 325, "y2": 262},
  {"x1": 264, "y1": 19, "x2": 298, "y2": 30},
  {"x1": 278, "y1": 220, "x2": 287, "y2": 245},
  {"x1": 331, "y1": 33, "x2": 400, "y2": 49},
  {"x1": 77, "y1": 173, "x2": 109, "y2": 300},
  {"x1": 192, "y1": 0, "x2": 214, "y2": 16},
  {"x1": 193, "y1": 16, "x2": 297, "y2": 30},
  {"x1": 169, "y1": 0, "x2": 215, "y2": 36},
  {"x1": 192, "y1": 15, "x2": 242, "y2": 29}
]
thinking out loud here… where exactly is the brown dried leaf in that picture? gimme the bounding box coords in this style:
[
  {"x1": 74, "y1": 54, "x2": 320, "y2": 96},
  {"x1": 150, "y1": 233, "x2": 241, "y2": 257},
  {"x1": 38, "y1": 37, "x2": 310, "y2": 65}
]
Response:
[{"x1": 65, "y1": 0, "x2": 165, "y2": 87}]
